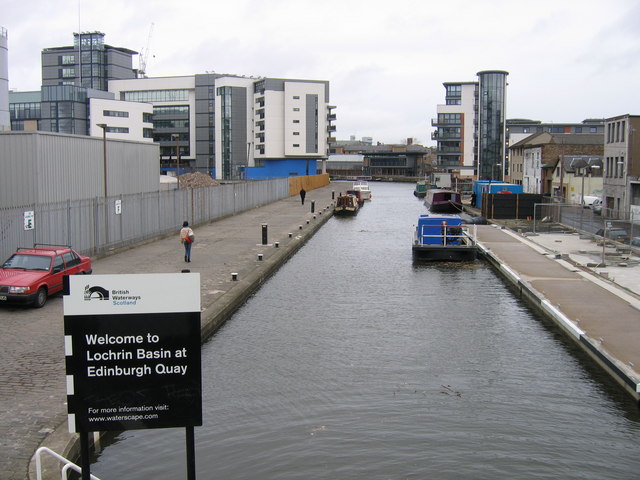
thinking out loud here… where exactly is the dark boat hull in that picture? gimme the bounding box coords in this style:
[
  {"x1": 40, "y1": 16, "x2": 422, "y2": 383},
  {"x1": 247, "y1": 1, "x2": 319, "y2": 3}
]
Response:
[{"x1": 412, "y1": 244, "x2": 477, "y2": 261}]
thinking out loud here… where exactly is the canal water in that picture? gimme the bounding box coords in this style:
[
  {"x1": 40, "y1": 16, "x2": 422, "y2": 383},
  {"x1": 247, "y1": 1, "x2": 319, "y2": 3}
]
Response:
[{"x1": 91, "y1": 182, "x2": 640, "y2": 479}]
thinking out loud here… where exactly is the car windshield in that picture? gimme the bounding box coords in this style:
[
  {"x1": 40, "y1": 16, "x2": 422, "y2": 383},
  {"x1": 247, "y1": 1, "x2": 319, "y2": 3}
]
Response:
[{"x1": 2, "y1": 254, "x2": 52, "y2": 271}]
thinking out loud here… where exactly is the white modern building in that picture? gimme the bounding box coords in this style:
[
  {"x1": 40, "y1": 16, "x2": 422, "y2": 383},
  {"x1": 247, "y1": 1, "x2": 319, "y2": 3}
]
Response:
[
  {"x1": 432, "y1": 81, "x2": 477, "y2": 178},
  {"x1": 89, "y1": 98, "x2": 154, "y2": 142},
  {"x1": 432, "y1": 71, "x2": 509, "y2": 180},
  {"x1": 110, "y1": 74, "x2": 333, "y2": 180}
]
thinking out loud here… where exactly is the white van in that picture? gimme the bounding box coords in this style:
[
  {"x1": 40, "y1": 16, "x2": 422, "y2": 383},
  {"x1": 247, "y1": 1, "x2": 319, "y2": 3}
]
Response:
[{"x1": 582, "y1": 195, "x2": 601, "y2": 208}]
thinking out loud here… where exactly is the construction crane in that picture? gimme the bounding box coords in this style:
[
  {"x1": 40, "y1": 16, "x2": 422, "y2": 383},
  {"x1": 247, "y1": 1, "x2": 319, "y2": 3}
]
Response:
[{"x1": 138, "y1": 22, "x2": 154, "y2": 78}]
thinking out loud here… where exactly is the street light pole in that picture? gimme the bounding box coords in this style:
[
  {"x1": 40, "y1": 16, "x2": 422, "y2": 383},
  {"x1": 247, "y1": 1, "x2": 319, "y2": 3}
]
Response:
[
  {"x1": 97, "y1": 123, "x2": 109, "y2": 245},
  {"x1": 173, "y1": 134, "x2": 181, "y2": 190}
]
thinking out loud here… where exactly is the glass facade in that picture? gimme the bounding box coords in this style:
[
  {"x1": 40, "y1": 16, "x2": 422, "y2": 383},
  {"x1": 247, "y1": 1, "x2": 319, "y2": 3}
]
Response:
[
  {"x1": 217, "y1": 86, "x2": 233, "y2": 179},
  {"x1": 153, "y1": 104, "x2": 190, "y2": 159},
  {"x1": 122, "y1": 89, "x2": 189, "y2": 103},
  {"x1": 477, "y1": 71, "x2": 508, "y2": 180}
]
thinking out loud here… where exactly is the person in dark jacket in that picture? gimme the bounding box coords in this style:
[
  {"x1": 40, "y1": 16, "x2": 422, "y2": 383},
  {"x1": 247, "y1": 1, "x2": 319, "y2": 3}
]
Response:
[{"x1": 299, "y1": 188, "x2": 306, "y2": 205}]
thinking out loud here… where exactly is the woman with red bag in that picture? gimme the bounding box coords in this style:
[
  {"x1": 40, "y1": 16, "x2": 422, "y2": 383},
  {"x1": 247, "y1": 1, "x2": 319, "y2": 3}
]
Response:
[{"x1": 180, "y1": 221, "x2": 194, "y2": 262}]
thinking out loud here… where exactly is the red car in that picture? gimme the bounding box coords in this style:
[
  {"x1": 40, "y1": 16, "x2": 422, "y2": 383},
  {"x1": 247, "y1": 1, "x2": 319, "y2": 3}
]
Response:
[{"x1": 0, "y1": 244, "x2": 92, "y2": 308}]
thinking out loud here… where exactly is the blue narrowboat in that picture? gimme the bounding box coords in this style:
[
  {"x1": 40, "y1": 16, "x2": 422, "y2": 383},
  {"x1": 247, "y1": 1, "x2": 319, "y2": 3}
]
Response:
[{"x1": 412, "y1": 213, "x2": 477, "y2": 261}]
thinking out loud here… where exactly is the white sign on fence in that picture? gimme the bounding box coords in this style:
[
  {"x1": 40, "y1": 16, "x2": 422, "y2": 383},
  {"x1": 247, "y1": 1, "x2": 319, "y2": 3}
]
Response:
[{"x1": 23, "y1": 211, "x2": 34, "y2": 230}]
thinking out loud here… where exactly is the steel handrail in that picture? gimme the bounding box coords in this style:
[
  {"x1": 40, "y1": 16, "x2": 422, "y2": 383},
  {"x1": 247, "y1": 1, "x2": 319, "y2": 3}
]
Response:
[{"x1": 35, "y1": 446, "x2": 101, "y2": 480}]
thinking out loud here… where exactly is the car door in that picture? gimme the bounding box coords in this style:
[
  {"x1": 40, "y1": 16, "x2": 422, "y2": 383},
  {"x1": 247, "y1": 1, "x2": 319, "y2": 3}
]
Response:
[
  {"x1": 62, "y1": 251, "x2": 81, "y2": 275},
  {"x1": 48, "y1": 254, "x2": 66, "y2": 294}
]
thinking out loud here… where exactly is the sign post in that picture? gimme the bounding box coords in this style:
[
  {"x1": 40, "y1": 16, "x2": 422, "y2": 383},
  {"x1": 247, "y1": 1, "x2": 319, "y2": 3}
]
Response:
[{"x1": 64, "y1": 273, "x2": 202, "y2": 479}]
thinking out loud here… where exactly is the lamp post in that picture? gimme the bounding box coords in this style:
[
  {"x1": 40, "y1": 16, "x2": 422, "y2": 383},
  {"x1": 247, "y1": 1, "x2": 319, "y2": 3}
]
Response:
[
  {"x1": 97, "y1": 123, "x2": 109, "y2": 245},
  {"x1": 172, "y1": 134, "x2": 181, "y2": 190}
]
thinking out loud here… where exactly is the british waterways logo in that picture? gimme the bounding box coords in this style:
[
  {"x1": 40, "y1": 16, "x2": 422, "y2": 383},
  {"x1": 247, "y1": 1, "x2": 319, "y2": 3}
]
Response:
[
  {"x1": 84, "y1": 284, "x2": 142, "y2": 306},
  {"x1": 84, "y1": 285, "x2": 109, "y2": 301}
]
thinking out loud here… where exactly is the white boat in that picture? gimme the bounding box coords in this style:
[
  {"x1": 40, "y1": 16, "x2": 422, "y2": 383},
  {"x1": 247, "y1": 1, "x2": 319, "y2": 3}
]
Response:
[{"x1": 352, "y1": 180, "x2": 372, "y2": 201}]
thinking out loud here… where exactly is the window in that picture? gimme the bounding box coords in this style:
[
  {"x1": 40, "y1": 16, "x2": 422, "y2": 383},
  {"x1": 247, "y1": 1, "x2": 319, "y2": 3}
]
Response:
[
  {"x1": 143, "y1": 113, "x2": 153, "y2": 123},
  {"x1": 143, "y1": 128, "x2": 154, "y2": 139},
  {"x1": 122, "y1": 89, "x2": 189, "y2": 102},
  {"x1": 293, "y1": 144, "x2": 300, "y2": 147},
  {"x1": 61, "y1": 55, "x2": 75, "y2": 65},
  {"x1": 293, "y1": 108, "x2": 300, "y2": 112},
  {"x1": 106, "y1": 126, "x2": 129, "y2": 134},
  {"x1": 293, "y1": 119, "x2": 300, "y2": 124},
  {"x1": 438, "y1": 113, "x2": 461, "y2": 124},
  {"x1": 61, "y1": 68, "x2": 75, "y2": 78},
  {"x1": 63, "y1": 251, "x2": 80, "y2": 267},
  {"x1": 293, "y1": 132, "x2": 300, "y2": 135},
  {"x1": 293, "y1": 95, "x2": 300, "y2": 99},
  {"x1": 153, "y1": 105, "x2": 189, "y2": 115},
  {"x1": 103, "y1": 110, "x2": 129, "y2": 118}
]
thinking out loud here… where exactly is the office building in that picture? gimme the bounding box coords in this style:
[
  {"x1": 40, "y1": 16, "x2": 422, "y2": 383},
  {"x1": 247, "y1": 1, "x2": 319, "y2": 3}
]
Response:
[
  {"x1": 109, "y1": 75, "x2": 333, "y2": 180},
  {"x1": 41, "y1": 31, "x2": 137, "y2": 90},
  {"x1": 9, "y1": 31, "x2": 334, "y2": 180}
]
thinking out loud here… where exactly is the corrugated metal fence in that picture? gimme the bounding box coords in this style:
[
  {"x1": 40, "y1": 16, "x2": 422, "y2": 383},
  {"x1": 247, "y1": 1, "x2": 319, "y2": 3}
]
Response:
[{"x1": 0, "y1": 178, "x2": 289, "y2": 261}]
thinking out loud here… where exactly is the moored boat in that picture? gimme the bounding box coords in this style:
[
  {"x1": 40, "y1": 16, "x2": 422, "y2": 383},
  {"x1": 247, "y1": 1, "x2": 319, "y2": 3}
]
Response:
[
  {"x1": 346, "y1": 189, "x2": 365, "y2": 206},
  {"x1": 412, "y1": 213, "x2": 477, "y2": 261},
  {"x1": 334, "y1": 194, "x2": 360, "y2": 216},
  {"x1": 413, "y1": 180, "x2": 428, "y2": 198},
  {"x1": 352, "y1": 180, "x2": 372, "y2": 201},
  {"x1": 423, "y1": 189, "x2": 462, "y2": 213}
]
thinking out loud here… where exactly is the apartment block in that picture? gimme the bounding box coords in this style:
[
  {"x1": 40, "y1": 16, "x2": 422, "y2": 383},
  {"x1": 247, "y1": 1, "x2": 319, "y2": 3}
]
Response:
[{"x1": 432, "y1": 70, "x2": 508, "y2": 181}]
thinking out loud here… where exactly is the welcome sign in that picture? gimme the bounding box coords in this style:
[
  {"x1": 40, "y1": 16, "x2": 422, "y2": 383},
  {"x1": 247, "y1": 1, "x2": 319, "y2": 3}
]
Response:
[{"x1": 64, "y1": 273, "x2": 202, "y2": 432}]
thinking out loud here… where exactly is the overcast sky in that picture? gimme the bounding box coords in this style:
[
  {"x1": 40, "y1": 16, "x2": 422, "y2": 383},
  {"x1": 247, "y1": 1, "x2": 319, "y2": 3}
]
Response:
[{"x1": 4, "y1": 0, "x2": 640, "y2": 144}]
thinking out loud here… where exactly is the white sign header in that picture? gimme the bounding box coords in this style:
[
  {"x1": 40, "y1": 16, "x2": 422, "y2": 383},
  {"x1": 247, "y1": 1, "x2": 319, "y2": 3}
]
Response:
[{"x1": 64, "y1": 273, "x2": 200, "y2": 315}]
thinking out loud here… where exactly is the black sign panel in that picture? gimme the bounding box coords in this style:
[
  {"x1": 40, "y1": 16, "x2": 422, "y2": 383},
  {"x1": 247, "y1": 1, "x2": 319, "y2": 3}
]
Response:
[{"x1": 65, "y1": 312, "x2": 202, "y2": 432}]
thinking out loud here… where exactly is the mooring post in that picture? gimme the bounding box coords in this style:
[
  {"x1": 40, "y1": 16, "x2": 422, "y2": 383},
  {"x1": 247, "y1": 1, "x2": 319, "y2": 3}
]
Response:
[
  {"x1": 261, "y1": 223, "x2": 268, "y2": 245},
  {"x1": 311, "y1": 201, "x2": 315, "y2": 213}
]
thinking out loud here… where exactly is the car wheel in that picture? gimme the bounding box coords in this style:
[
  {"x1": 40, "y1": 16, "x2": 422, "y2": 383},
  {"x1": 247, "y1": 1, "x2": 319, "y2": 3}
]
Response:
[{"x1": 33, "y1": 287, "x2": 48, "y2": 308}]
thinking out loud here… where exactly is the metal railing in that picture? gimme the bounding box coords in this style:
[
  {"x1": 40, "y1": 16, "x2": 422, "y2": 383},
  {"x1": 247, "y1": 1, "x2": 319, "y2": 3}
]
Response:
[{"x1": 35, "y1": 446, "x2": 101, "y2": 480}]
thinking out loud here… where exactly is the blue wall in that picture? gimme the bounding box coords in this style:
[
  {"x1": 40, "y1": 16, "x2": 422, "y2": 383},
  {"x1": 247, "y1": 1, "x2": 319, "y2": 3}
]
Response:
[{"x1": 245, "y1": 159, "x2": 317, "y2": 180}]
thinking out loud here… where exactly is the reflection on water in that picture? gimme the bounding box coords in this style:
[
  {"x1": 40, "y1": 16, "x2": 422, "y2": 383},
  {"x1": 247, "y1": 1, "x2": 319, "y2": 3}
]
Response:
[{"x1": 92, "y1": 182, "x2": 640, "y2": 480}]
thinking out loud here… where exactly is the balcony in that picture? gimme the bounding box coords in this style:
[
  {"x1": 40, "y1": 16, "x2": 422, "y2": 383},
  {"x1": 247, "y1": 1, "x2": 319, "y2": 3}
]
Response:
[
  {"x1": 327, "y1": 125, "x2": 336, "y2": 132},
  {"x1": 327, "y1": 114, "x2": 336, "y2": 121}
]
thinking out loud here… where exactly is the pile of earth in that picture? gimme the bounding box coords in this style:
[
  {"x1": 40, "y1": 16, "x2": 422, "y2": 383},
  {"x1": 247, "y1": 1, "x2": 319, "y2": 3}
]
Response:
[{"x1": 177, "y1": 172, "x2": 220, "y2": 188}]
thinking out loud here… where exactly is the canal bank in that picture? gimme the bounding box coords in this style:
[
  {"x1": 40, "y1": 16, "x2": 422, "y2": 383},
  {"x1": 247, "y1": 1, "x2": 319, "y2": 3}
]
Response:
[
  {"x1": 474, "y1": 224, "x2": 640, "y2": 402},
  {"x1": 27, "y1": 185, "x2": 337, "y2": 480}
]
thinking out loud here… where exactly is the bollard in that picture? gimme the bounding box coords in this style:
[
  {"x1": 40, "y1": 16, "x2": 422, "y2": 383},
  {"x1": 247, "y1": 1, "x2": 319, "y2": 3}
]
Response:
[
  {"x1": 231, "y1": 273, "x2": 238, "y2": 281},
  {"x1": 257, "y1": 253, "x2": 263, "y2": 261},
  {"x1": 261, "y1": 223, "x2": 268, "y2": 245},
  {"x1": 275, "y1": 242, "x2": 279, "y2": 248},
  {"x1": 332, "y1": 191, "x2": 335, "y2": 200},
  {"x1": 181, "y1": 269, "x2": 190, "y2": 273},
  {"x1": 306, "y1": 220, "x2": 310, "y2": 225},
  {"x1": 313, "y1": 215, "x2": 316, "y2": 220},
  {"x1": 288, "y1": 232, "x2": 293, "y2": 238},
  {"x1": 299, "y1": 225, "x2": 303, "y2": 230},
  {"x1": 311, "y1": 201, "x2": 315, "y2": 213}
]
